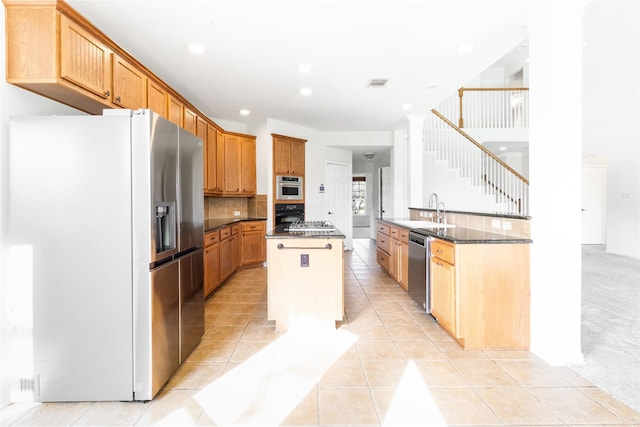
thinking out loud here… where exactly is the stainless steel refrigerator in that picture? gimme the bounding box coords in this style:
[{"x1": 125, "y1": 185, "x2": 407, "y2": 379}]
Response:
[{"x1": 7, "y1": 109, "x2": 204, "y2": 401}]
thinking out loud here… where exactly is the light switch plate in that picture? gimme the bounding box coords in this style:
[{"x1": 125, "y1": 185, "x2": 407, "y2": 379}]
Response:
[
  {"x1": 300, "y1": 254, "x2": 309, "y2": 267},
  {"x1": 491, "y1": 219, "x2": 501, "y2": 228}
]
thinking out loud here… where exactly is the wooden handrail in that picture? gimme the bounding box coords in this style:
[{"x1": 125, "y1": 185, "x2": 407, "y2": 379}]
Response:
[{"x1": 430, "y1": 108, "x2": 529, "y2": 185}]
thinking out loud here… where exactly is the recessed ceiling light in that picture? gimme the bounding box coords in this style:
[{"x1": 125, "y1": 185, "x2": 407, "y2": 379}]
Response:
[
  {"x1": 187, "y1": 43, "x2": 205, "y2": 55},
  {"x1": 425, "y1": 83, "x2": 440, "y2": 89},
  {"x1": 401, "y1": 103, "x2": 413, "y2": 110},
  {"x1": 456, "y1": 43, "x2": 475, "y2": 54},
  {"x1": 300, "y1": 87, "x2": 312, "y2": 96},
  {"x1": 240, "y1": 109, "x2": 250, "y2": 116},
  {"x1": 298, "y1": 62, "x2": 312, "y2": 73},
  {"x1": 499, "y1": 146, "x2": 507, "y2": 151}
]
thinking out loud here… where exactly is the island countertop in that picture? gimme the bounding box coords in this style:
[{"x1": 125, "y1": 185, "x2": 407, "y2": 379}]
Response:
[
  {"x1": 266, "y1": 224, "x2": 346, "y2": 239},
  {"x1": 378, "y1": 218, "x2": 532, "y2": 244}
]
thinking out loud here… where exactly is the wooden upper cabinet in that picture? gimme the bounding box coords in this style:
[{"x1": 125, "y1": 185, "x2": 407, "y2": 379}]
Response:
[
  {"x1": 183, "y1": 108, "x2": 197, "y2": 134},
  {"x1": 223, "y1": 134, "x2": 241, "y2": 193},
  {"x1": 168, "y1": 95, "x2": 184, "y2": 127},
  {"x1": 273, "y1": 134, "x2": 306, "y2": 175},
  {"x1": 205, "y1": 124, "x2": 218, "y2": 193},
  {"x1": 112, "y1": 54, "x2": 147, "y2": 110},
  {"x1": 59, "y1": 14, "x2": 111, "y2": 101},
  {"x1": 290, "y1": 140, "x2": 306, "y2": 175},
  {"x1": 240, "y1": 136, "x2": 256, "y2": 195},
  {"x1": 147, "y1": 79, "x2": 168, "y2": 118}
]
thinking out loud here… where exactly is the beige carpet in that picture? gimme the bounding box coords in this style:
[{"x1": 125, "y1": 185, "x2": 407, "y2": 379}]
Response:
[{"x1": 570, "y1": 245, "x2": 640, "y2": 413}]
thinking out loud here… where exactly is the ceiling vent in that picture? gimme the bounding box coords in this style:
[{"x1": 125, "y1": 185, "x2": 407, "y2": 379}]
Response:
[{"x1": 367, "y1": 78, "x2": 389, "y2": 88}]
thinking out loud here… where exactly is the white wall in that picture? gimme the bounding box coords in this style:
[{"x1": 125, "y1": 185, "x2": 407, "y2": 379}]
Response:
[{"x1": 582, "y1": 0, "x2": 640, "y2": 258}]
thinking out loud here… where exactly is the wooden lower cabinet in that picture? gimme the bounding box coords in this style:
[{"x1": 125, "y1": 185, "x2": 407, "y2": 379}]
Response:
[
  {"x1": 430, "y1": 238, "x2": 530, "y2": 349},
  {"x1": 241, "y1": 221, "x2": 266, "y2": 266},
  {"x1": 389, "y1": 226, "x2": 409, "y2": 290},
  {"x1": 430, "y1": 252, "x2": 456, "y2": 335},
  {"x1": 219, "y1": 226, "x2": 233, "y2": 283},
  {"x1": 376, "y1": 221, "x2": 408, "y2": 290},
  {"x1": 204, "y1": 230, "x2": 220, "y2": 297},
  {"x1": 204, "y1": 221, "x2": 266, "y2": 297}
]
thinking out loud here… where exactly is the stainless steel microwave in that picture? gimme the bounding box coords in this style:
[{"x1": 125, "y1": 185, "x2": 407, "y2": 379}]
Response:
[{"x1": 276, "y1": 175, "x2": 303, "y2": 200}]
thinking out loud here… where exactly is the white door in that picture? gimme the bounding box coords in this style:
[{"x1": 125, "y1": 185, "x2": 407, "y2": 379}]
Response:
[
  {"x1": 582, "y1": 166, "x2": 606, "y2": 244},
  {"x1": 326, "y1": 162, "x2": 352, "y2": 250},
  {"x1": 380, "y1": 166, "x2": 393, "y2": 218}
]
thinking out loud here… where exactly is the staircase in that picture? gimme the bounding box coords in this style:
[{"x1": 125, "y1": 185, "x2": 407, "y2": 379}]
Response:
[{"x1": 423, "y1": 88, "x2": 529, "y2": 216}]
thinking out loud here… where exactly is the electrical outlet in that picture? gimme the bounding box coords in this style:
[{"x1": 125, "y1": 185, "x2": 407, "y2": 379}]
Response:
[
  {"x1": 233, "y1": 211, "x2": 241, "y2": 217},
  {"x1": 491, "y1": 219, "x2": 501, "y2": 229},
  {"x1": 420, "y1": 211, "x2": 426, "y2": 217},
  {"x1": 502, "y1": 221, "x2": 512, "y2": 231}
]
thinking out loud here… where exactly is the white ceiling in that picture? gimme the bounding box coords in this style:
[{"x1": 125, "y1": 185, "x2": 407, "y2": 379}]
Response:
[{"x1": 67, "y1": 0, "x2": 533, "y2": 136}]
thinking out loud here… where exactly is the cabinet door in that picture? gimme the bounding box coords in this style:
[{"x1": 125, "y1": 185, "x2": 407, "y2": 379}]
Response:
[
  {"x1": 168, "y1": 95, "x2": 183, "y2": 127},
  {"x1": 399, "y1": 241, "x2": 409, "y2": 290},
  {"x1": 215, "y1": 130, "x2": 225, "y2": 193},
  {"x1": 242, "y1": 223, "x2": 265, "y2": 266},
  {"x1": 183, "y1": 108, "x2": 197, "y2": 134},
  {"x1": 204, "y1": 125, "x2": 217, "y2": 193},
  {"x1": 240, "y1": 137, "x2": 256, "y2": 195},
  {"x1": 112, "y1": 54, "x2": 146, "y2": 109},
  {"x1": 230, "y1": 234, "x2": 241, "y2": 270},
  {"x1": 59, "y1": 14, "x2": 111, "y2": 100},
  {"x1": 389, "y1": 239, "x2": 400, "y2": 282},
  {"x1": 430, "y1": 257, "x2": 455, "y2": 335},
  {"x1": 219, "y1": 236, "x2": 232, "y2": 282},
  {"x1": 290, "y1": 140, "x2": 306, "y2": 175},
  {"x1": 204, "y1": 243, "x2": 220, "y2": 297},
  {"x1": 273, "y1": 138, "x2": 291, "y2": 174},
  {"x1": 223, "y1": 134, "x2": 241, "y2": 193},
  {"x1": 147, "y1": 79, "x2": 167, "y2": 118}
]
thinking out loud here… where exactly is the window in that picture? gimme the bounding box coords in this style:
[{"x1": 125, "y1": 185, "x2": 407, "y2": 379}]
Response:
[{"x1": 352, "y1": 176, "x2": 366, "y2": 215}]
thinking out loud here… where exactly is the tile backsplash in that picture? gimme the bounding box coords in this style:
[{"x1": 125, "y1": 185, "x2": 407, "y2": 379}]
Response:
[
  {"x1": 409, "y1": 208, "x2": 531, "y2": 239},
  {"x1": 205, "y1": 195, "x2": 267, "y2": 219}
]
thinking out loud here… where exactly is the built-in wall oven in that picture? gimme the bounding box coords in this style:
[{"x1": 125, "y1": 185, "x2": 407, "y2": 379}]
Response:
[
  {"x1": 408, "y1": 231, "x2": 431, "y2": 313},
  {"x1": 276, "y1": 175, "x2": 303, "y2": 200},
  {"x1": 275, "y1": 203, "x2": 305, "y2": 230}
]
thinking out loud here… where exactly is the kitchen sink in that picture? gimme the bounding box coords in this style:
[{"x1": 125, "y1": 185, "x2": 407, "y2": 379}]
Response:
[{"x1": 392, "y1": 220, "x2": 456, "y2": 229}]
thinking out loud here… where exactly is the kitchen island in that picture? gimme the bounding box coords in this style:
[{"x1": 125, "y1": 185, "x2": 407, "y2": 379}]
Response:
[{"x1": 265, "y1": 224, "x2": 346, "y2": 331}]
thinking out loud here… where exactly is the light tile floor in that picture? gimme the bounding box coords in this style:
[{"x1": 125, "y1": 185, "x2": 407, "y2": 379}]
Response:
[{"x1": 3, "y1": 238, "x2": 640, "y2": 426}]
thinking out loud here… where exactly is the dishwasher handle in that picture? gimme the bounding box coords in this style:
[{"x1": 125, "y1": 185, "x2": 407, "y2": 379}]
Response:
[{"x1": 409, "y1": 234, "x2": 426, "y2": 247}]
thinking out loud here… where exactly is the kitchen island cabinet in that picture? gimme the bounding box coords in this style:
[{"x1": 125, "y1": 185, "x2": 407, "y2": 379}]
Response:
[
  {"x1": 430, "y1": 238, "x2": 530, "y2": 349},
  {"x1": 266, "y1": 226, "x2": 345, "y2": 331}
]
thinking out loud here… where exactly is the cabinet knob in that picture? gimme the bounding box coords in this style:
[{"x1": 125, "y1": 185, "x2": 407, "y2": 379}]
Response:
[
  {"x1": 116, "y1": 96, "x2": 121, "y2": 103},
  {"x1": 105, "y1": 90, "x2": 111, "y2": 97}
]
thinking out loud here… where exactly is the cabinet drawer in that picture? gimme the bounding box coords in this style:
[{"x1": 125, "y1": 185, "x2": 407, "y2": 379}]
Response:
[
  {"x1": 376, "y1": 232, "x2": 390, "y2": 254},
  {"x1": 232, "y1": 223, "x2": 241, "y2": 235},
  {"x1": 241, "y1": 221, "x2": 265, "y2": 232},
  {"x1": 204, "y1": 230, "x2": 219, "y2": 247},
  {"x1": 390, "y1": 226, "x2": 400, "y2": 239},
  {"x1": 398, "y1": 228, "x2": 409, "y2": 244},
  {"x1": 220, "y1": 226, "x2": 231, "y2": 240},
  {"x1": 431, "y1": 239, "x2": 455, "y2": 264},
  {"x1": 376, "y1": 248, "x2": 390, "y2": 271},
  {"x1": 376, "y1": 222, "x2": 390, "y2": 236}
]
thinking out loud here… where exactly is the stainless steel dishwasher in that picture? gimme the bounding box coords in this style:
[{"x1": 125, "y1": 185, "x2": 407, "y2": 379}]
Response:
[{"x1": 408, "y1": 232, "x2": 431, "y2": 313}]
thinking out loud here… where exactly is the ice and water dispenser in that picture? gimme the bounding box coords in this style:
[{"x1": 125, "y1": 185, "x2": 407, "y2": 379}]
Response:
[{"x1": 154, "y1": 202, "x2": 176, "y2": 258}]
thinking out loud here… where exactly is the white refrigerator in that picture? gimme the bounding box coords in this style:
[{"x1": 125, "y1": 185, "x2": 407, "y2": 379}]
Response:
[{"x1": 7, "y1": 109, "x2": 204, "y2": 401}]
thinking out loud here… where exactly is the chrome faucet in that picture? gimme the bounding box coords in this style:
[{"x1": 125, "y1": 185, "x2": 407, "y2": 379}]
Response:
[
  {"x1": 428, "y1": 192, "x2": 442, "y2": 223},
  {"x1": 438, "y1": 201, "x2": 446, "y2": 225}
]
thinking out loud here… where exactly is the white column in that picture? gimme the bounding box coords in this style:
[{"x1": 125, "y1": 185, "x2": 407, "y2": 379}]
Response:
[
  {"x1": 406, "y1": 115, "x2": 427, "y2": 209},
  {"x1": 528, "y1": 0, "x2": 586, "y2": 365},
  {"x1": 391, "y1": 129, "x2": 407, "y2": 218}
]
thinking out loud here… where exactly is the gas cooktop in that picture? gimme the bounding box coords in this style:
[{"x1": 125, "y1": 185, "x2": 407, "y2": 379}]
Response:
[{"x1": 287, "y1": 220, "x2": 336, "y2": 232}]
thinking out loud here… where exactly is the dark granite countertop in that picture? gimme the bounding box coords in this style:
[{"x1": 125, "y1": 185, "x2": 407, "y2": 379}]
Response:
[
  {"x1": 204, "y1": 217, "x2": 267, "y2": 233},
  {"x1": 266, "y1": 224, "x2": 346, "y2": 239},
  {"x1": 379, "y1": 218, "x2": 532, "y2": 244}
]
